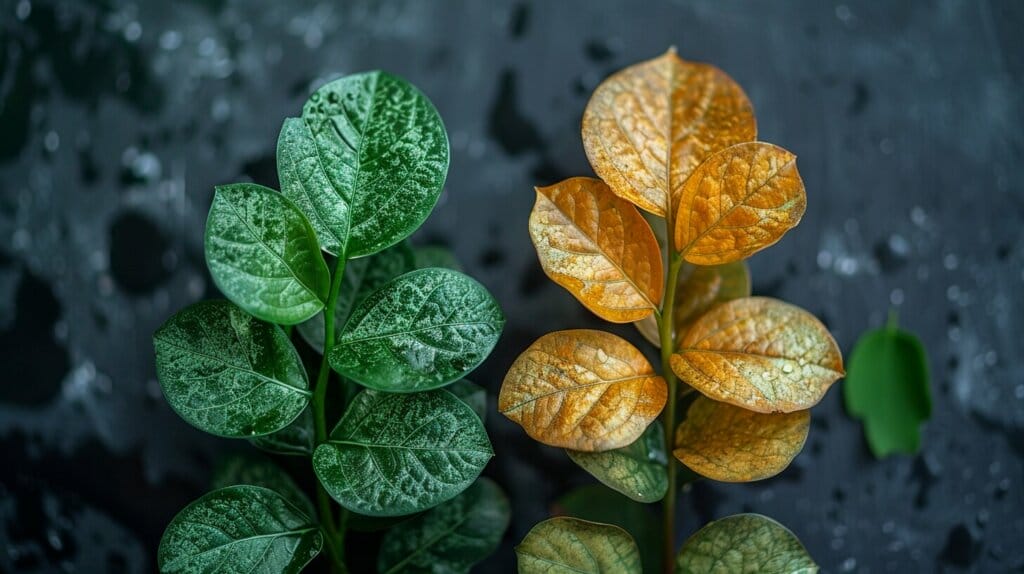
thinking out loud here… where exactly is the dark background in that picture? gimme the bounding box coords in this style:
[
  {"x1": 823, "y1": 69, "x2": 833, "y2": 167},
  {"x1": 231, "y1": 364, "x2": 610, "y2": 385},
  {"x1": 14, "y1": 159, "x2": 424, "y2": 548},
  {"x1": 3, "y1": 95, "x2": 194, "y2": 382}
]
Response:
[{"x1": 1, "y1": 0, "x2": 1022, "y2": 572}]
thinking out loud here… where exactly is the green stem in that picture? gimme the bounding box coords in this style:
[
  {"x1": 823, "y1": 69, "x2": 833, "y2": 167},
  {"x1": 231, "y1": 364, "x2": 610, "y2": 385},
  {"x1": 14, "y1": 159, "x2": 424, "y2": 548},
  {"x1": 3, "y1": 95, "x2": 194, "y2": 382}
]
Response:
[
  {"x1": 313, "y1": 256, "x2": 348, "y2": 574},
  {"x1": 659, "y1": 251, "x2": 684, "y2": 574}
]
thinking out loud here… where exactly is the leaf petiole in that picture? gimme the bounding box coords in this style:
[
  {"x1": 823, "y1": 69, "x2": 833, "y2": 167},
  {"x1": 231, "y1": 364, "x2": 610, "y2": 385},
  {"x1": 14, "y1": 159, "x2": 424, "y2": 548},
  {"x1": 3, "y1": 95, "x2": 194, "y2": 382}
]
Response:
[{"x1": 658, "y1": 250, "x2": 684, "y2": 574}]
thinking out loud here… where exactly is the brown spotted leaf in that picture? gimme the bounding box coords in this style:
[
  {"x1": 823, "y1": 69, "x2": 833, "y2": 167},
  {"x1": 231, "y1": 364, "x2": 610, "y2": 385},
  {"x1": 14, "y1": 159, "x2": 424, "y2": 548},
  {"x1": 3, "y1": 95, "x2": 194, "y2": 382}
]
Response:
[
  {"x1": 673, "y1": 395, "x2": 809, "y2": 482},
  {"x1": 673, "y1": 142, "x2": 806, "y2": 264},
  {"x1": 635, "y1": 261, "x2": 750, "y2": 348},
  {"x1": 499, "y1": 330, "x2": 667, "y2": 451},
  {"x1": 582, "y1": 49, "x2": 756, "y2": 216},
  {"x1": 529, "y1": 178, "x2": 663, "y2": 323},
  {"x1": 671, "y1": 297, "x2": 844, "y2": 413}
]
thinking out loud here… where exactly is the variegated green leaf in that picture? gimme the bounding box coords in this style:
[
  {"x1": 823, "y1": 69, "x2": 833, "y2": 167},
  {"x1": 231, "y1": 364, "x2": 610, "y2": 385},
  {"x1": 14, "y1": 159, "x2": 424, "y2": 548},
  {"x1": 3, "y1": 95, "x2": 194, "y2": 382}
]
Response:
[{"x1": 676, "y1": 514, "x2": 817, "y2": 574}]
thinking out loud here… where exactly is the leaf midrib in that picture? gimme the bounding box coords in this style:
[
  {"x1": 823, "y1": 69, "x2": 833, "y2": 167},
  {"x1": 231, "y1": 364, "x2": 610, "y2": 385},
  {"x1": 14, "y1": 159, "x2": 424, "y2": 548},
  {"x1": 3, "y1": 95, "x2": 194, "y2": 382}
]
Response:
[{"x1": 163, "y1": 527, "x2": 318, "y2": 570}]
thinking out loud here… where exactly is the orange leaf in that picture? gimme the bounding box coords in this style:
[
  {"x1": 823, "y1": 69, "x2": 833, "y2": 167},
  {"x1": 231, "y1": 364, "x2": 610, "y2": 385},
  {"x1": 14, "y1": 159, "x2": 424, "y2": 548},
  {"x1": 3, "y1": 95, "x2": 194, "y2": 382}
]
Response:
[
  {"x1": 673, "y1": 142, "x2": 806, "y2": 264},
  {"x1": 582, "y1": 48, "x2": 756, "y2": 216},
  {"x1": 671, "y1": 297, "x2": 844, "y2": 413},
  {"x1": 635, "y1": 261, "x2": 750, "y2": 348},
  {"x1": 529, "y1": 177, "x2": 663, "y2": 323},
  {"x1": 673, "y1": 395, "x2": 809, "y2": 482},
  {"x1": 499, "y1": 330, "x2": 667, "y2": 451}
]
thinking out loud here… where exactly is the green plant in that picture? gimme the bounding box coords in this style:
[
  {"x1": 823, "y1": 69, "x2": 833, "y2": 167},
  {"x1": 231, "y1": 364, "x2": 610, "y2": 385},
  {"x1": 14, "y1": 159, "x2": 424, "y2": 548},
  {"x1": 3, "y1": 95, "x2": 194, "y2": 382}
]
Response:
[
  {"x1": 499, "y1": 49, "x2": 845, "y2": 573},
  {"x1": 153, "y1": 71, "x2": 510, "y2": 573}
]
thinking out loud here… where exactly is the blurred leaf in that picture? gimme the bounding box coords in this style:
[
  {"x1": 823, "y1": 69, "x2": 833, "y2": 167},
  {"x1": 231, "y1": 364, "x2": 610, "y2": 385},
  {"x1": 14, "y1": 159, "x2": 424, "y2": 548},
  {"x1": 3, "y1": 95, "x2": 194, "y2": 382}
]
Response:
[
  {"x1": 554, "y1": 485, "x2": 660, "y2": 573},
  {"x1": 414, "y1": 244, "x2": 463, "y2": 271},
  {"x1": 250, "y1": 405, "x2": 315, "y2": 457},
  {"x1": 204, "y1": 183, "x2": 329, "y2": 325},
  {"x1": 844, "y1": 317, "x2": 931, "y2": 457},
  {"x1": 566, "y1": 421, "x2": 668, "y2": 502},
  {"x1": 211, "y1": 453, "x2": 314, "y2": 518},
  {"x1": 447, "y1": 379, "x2": 488, "y2": 422},
  {"x1": 676, "y1": 514, "x2": 817, "y2": 574},
  {"x1": 499, "y1": 329, "x2": 667, "y2": 451},
  {"x1": 516, "y1": 516, "x2": 641, "y2": 574}
]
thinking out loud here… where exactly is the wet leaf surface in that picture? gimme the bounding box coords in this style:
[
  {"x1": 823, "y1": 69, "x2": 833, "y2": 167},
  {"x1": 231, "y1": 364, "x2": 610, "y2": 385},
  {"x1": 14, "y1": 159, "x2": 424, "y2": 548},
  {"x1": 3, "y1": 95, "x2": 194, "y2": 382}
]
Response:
[
  {"x1": 567, "y1": 420, "x2": 668, "y2": 502},
  {"x1": 676, "y1": 513, "x2": 817, "y2": 574}
]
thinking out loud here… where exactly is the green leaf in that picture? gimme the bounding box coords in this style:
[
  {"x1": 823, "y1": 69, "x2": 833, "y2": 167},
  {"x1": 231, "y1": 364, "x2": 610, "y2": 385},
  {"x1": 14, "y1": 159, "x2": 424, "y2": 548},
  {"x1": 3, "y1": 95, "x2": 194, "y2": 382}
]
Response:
[
  {"x1": 296, "y1": 241, "x2": 415, "y2": 354},
  {"x1": 414, "y1": 244, "x2": 463, "y2": 271},
  {"x1": 377, "y1": 478, "x2": 510, "y2": 574},
  {"x1": 205, "y1": 183, "x2": 330, "y2": 325},
  {"x1": 277, "y1": 117, "x2": 350, "y2": 255},
  {"x1": 158, "y1": 485, "x2": 322, "y2": 574},
  {"x1": 302, "y1": 71, "x2": 449, "y2": 257},
  {"x1": 843, "y1": 318, "x2": 931, "y2": 457},
  {"x1": 566, "y1": 421, "x2": 668, "y2": 503},
  {"x1": 313, "y1": 389, "x2": 493, "y2": 516},
  {"x1": 516, "y1": 517, "x2": 642, "y2": 574},
  {"x1": 250, "y1": 405, "x2": 315, "y2": 456},
  {"x1": 211, "y1": 453, "x2": 315, "y2": 518},
  {"x1": 329, "y1": 268, "x2": 504, "y2": 392},
  {"x1": 676, "y1": 514, "x2": 817, "y2": 574},
  {"x1": 153, "y1": 301, "x2": 310, "y2": 438},
  {"x1": 555, "y1": 485, "x2": 660, "y2": 574},
  {"x1": 447, "y1": 379, "x2": 487, "y2": 422}
]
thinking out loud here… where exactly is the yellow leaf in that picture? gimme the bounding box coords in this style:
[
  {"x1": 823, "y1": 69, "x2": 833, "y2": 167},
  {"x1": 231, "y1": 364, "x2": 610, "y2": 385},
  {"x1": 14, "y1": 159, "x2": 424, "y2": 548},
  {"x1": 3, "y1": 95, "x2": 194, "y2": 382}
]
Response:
[
  {"x1": 582, "y1": 48, "x2": 756, "y2": 216},
  {"x1": 634, "y1": 261, "x2": 750, "y2": 348},
  {"x1": 499, "y1": 330, "x2": 667, "y2": 451},
  {"x1": 673, "y1": 396, "x2": 809, "y2": 482},
  {"x1": 671, "y1": 297, "x2": 844, "y2": 413},
  {"x1": 529, "y1": 177, "x2": 663, "y2": 323},
  {"x1": 673, "y1": 142, "x2": 806, "y2": 264}
]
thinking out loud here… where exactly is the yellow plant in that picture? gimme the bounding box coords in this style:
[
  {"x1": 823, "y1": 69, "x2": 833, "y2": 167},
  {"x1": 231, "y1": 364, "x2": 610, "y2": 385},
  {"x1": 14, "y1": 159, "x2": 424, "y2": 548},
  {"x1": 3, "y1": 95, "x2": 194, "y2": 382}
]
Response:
[{"x1": 500, "y1": 49, "x2": 845, "y2": 573}]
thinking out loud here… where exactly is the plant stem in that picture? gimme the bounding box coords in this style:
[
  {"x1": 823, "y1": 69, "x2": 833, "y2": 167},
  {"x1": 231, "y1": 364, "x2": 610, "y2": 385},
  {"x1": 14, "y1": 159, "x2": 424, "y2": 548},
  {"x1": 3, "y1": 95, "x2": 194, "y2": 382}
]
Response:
[
  {"x1": 658, "y1": 251, "x2": 684, "y2": 574},
  {"x1": 313, "y1": 256, "x2": 348, "y2": 574}
]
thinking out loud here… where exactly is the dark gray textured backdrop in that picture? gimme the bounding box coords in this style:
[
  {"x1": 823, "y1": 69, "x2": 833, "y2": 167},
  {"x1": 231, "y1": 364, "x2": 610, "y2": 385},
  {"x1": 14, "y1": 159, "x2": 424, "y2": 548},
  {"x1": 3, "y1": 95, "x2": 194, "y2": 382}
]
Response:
[{"x1": 0, "y1": 1, "x2": 1021, "y2": 572}]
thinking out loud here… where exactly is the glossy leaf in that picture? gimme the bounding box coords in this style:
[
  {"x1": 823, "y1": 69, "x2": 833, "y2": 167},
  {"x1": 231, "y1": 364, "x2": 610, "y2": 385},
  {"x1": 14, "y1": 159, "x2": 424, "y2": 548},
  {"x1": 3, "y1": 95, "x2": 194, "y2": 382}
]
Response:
[
  {"x1": 582, "y1": 48, "x2": 756, "y2": 216},
  {"x1": 844, "y1": 321, "x2": 931, "y2": 457},
  {"x1": 153, "y1": 300, "x2": 310, "y2": 438},
  {"x1": 377, "y1": 478, "x2": 510, "y2": 574},
  {"x1": 302, "y1": 71, "x2": 449, "y2": 257},
  {"x1": 313, "y1": 389, "x2": 493, "y2": 516},
  {"x1": 554, "y1": 486, "x2": 661, "y2": 574},
  {"x1": 635, "y1": 261, "x2": 751, "y2": 348},
  {"x1": 516, "y1": 517, "x2": 642, "y2": 574},
  {"x1": 499, "y1": 329, "x2": 667, "y2": 451},
  {"x1": 448, "y1": 378, "x2": 488, "y2": 422},
  {"x1": 671, "y1": 297, "x2": 844, "y2": 413},
  {"x1": 676, "y1": 514, "x2": 817, "y2": 574},
  {"x1": 211, "y1": 453, "x2": 315, "y2": 518},
  {"x1": 250, "y1": 405, "x2": 315, "y2": 456},
  {"x1": 158, "y1": 485, "x2": 322, "y2": 574},
  {"x1": 414, "y1": 244, "x2": 463, "y2": 271},
  {"x1": 297, "y1": 241, "x2": 415, "y2": 353},
  {"x1": 277, "y1": 117, "x2": 350, "y2": 255},
  {"x1": 329, "y1": 268, "x2": 505, "y2": 392},
  {"x1": 529, "y1": 177, "x2": 663, "y2": 322},
  {"x1": 673, "y1": 396, "x2": 809, "y2": 482},
  {"x1": 673, "y1": 142, "x2": 806, "y2": 264},
  {"x1": 566, "y1": 421, "x2": 668, "y2": 502},
  {"x1": 204, "y1": 183, "x2": 330, "y2": 325}
]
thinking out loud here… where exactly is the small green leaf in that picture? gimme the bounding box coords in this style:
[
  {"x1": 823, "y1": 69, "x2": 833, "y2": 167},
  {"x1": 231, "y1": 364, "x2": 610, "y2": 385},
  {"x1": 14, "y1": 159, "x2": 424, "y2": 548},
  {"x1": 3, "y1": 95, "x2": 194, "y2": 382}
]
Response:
[
  {"x1": 676, "y1": 514, "x2": 817, "y2": 574},
  {"x1": 302, "y1": 71, "x2": 449, "y2": 257},
  {"x1": 447, "y1": 379, "x2": 487, "y2": 422},
  {"x1": 250, "y1": 405, "x2": 315, "y2": 456},
  {"x1": 330, "y1": 268, "x2": 504, "y2": 392},
  {"x1": 414, "y1": 244, "x2": 463, "y2": 271},
  {"x1": 153, "y1": 301, "x2": 310, "y2": 438},
  {"x1": 277, "y1": 117, "x2": 350, "y2": 255},
  {"x1": 377, "y1": 478, "x2": 511, "y2": 574},
  {"x1": 516, "y1": 517, "x2": 642, "y2": 574},
  {"x1": 158, "y1": 485, "x2": 322, "y2": 574},
  {"x1": 211, "y1": 453, "x2": 315, "y2": 518},
  {"x1": 313, "y1": 389, "x2": 493, "y2": 516},
  {"x1": 205, "y1": 183, "x2": 330, "y2": 325},
  {"x1": 844, "y1": 318, "x2": 931, "y2": 457},
  {"x1": 566, "y1": 421, "x2": 668, "y2": 503},
  {"x1": 555, "y1": 485, "x2": 661, "y2": 574},
  {"x1": 296, "y1": 241, "x2": 415, "y2": 354}
]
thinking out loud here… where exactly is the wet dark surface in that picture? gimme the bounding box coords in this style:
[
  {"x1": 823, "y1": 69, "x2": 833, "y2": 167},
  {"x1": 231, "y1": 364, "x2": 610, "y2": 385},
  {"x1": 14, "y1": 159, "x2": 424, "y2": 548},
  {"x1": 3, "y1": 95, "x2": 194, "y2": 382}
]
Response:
[{"x1": 1, "y1": 1, "x2": 1022, "y2": 572}]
